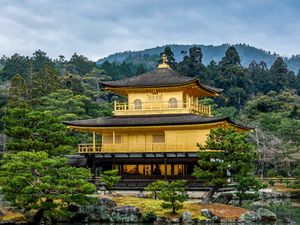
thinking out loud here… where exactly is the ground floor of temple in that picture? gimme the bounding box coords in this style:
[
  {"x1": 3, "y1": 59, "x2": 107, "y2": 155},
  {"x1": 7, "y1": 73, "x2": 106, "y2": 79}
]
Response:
[{"x1": 69, "y1": 152, "x2": 206, "y2": 190}]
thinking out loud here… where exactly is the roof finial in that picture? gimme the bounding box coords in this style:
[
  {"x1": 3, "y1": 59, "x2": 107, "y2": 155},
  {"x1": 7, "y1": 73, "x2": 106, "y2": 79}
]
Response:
[{"x1": 157, "y1": 53, "x2": 170, "y2": 69}]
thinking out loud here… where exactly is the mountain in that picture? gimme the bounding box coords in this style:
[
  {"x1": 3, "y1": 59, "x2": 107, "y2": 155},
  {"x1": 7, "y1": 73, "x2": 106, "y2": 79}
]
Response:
[{"x1": 97, "y1": 44, "x2": 300, "y2": 73}]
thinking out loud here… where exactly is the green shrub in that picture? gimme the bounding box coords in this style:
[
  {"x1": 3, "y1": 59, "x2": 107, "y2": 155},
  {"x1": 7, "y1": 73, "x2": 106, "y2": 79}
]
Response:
[
  {"x1": 142, "y1": 211, "x2": 157, "y2": 223},
  {"x1": 268, "y1": 179, "x2": 275, "y2": 186},
  {"x1": 266, "y1": 169, "x2": 277, "y2": 178},
  {"x1": 100, "y1": 169, "x2": 121, "y2": 192}
]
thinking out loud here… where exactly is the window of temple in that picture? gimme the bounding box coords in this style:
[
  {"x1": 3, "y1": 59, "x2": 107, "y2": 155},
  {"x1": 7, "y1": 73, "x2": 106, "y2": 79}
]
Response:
[
  {"x1": 168, "y1": 98, "x2": 178, "y2": 108},
  {"x1": 133, "y1": 99, "x2": 142, "y2": 109},
  {"x1": 152, "y1": 133, "x2": 165, "y2": 143},
  {"x1": 103, "y1": 134, "x2": 121, "y2": 144}
]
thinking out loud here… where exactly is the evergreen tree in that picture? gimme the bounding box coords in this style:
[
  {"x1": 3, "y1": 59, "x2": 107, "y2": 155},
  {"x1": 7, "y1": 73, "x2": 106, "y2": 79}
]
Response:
[
  {"x1": 38, "y1": 89, "x2": 90, "y2": 120},
  {"x1": 0, "y1": 151, "x2": 96, "y2": 223},
  {"x1": 31, "y1": 63, "x2": 62, "y2": 100},
  {"x1": 193, "y1": 127, "x2": 255, "y2": 203},
  {"x1": 177, "y1": 46, "x2": 205, "y2": 77},
  {"x1": 3, "y1": 108, "x2": 75, "y2": 156},
  {"x1": 68, "y1": 53, "x2": 95, "y2": 76},
  {"x1": 154, "y1": 180, "x2": 188, "y2": 214},
  {"x1": 100, "y1": 169, "x2": 121, "y2": 193},
  {"x1": 8, "y1": 74, "x2": 29, "y2": 107},
  {"x1": 219, "y1": 46, "x2": 241, "y2": 66},
  {"x1": 0, "y1": 53, "x2": 30, "y2": 81},
  {"x1": 31, "y1": 50, "x2": 53, "y2": 73},
  {"x1": 269, "y1": 57, "x2": 296, "y2": 92}
]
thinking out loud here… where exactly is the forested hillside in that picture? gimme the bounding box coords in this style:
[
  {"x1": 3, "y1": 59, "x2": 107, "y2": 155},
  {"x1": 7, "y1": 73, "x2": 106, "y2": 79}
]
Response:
[
  {"x1": 0, "y1": 45, "x2": 299, "y2": 178},
  {"x1": 97, "y1": 44, "x2": 300, "y2": 73}
]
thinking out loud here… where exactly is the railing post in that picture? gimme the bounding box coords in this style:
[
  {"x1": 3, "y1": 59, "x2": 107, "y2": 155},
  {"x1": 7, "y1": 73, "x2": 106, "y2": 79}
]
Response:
[{"x1": 114, "y1": 100, "x2": 117, "y2": 111}]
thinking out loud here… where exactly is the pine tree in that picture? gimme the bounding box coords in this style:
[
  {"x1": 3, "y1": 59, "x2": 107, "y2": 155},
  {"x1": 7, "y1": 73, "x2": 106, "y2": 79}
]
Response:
[
  {"x1": 177, "y1": 46, "x2": 205, "y2": 77},
  {"x1": 219, "y1": 46, "x2": 241, "y2": 66},
  {"x1": 31, "y1": 63, "x2": 62, "y2": 100},
  {"x1": 0, "y1": 151, "x2": 96, "y2": 223},
  {"x1": 269, "y1": 57, "x2": 296, "y2": 92},
  {"x1": 8, "y1": 74, "x2": 29, "y2": 107},
  {"x1": 193, "y1": 127, "x2": 255, "y2": 203}
]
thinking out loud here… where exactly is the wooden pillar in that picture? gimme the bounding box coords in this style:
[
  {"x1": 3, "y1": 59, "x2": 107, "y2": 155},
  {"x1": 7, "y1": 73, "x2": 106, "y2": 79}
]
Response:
[
  {"x1": 164, "y1": 155, "x2": 167, "y2": 180},
  {"x1": 92, "y1": 155, "x2": 96, "y2": 179},
  {"x1": 112, "y1": 154, "x2": 115, "y2": 170},
  {"x1": 93, "y1": 131, "x2": 96, "y2": 152},
  {"x1": 114, "y1": 100, "x2": 117, "y2": 111},
  {"x1": 151, "y1": 162, "x2": 153, "y2": 176}
]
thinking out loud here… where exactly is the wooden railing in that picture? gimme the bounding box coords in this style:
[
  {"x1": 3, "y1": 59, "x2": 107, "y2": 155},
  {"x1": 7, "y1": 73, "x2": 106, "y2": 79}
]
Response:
[
  {"x1": 114, "y1": 101, "x2": 211, "y2": 116},
  {"x1": 77, "y1": 144, "x2": 224, "y2": 154},
  {"x1": 78, "y1": 144, "x2": 102, "y2": 153}
]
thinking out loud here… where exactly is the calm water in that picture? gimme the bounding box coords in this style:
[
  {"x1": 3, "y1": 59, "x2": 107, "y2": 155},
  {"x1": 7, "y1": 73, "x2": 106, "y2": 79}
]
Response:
[{"x1": 59, "y1": 199, "x2": 300, "y2": 225}]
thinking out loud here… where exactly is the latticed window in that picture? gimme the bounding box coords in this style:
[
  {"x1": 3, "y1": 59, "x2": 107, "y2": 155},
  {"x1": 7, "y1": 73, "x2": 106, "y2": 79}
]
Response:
[
  {"x1": 134, "y1": 99, "x2": 142, "y2": 109},
  {"x1": 168, "y1": 98, "x2": 178, "y2": 108}
]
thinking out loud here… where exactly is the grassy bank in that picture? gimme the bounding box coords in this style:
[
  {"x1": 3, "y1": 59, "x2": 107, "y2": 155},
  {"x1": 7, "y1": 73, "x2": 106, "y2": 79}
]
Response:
[{"x1": 112, "y1": 196, "x2": 248, "y2": 220}]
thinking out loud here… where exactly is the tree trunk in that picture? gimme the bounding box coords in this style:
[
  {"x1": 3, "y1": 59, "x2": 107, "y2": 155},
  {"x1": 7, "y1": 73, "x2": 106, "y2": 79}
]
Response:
[
  {"x1": 29, "y1": 208, "x2": 44, "y2": 225},
  {"x1": 203, "y1": 185, "x2": 220, "y2": 204},
  {"x1": 238, "y1": 197, "x2": 242, "y2": 206}
]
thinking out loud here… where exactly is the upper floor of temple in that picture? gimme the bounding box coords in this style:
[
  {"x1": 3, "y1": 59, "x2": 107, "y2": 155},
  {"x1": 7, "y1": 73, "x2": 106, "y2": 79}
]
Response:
[{"x1": 100, "y1": 55, "x2": 223, "y2": 116}]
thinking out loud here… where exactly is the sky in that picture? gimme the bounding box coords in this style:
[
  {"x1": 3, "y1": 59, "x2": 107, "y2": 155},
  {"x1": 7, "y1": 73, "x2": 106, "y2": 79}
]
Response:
[{"x1": 0, "y1": 0, "x2": 300, "y2": 61}]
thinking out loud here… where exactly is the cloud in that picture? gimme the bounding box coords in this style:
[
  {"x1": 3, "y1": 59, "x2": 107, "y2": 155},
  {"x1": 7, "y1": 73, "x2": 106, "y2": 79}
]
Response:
[{"x1": 0, "y1": 0, "x2": 299, "y2": 60}]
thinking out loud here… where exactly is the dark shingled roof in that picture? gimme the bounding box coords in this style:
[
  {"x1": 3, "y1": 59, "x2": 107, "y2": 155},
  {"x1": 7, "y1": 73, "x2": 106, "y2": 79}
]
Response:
[
  {"x1": 100, "y1": 68, "x2": 223, "y2": 93},
  {"x1": 63, "y1": 114, "x2": 251, "y2": 130}
]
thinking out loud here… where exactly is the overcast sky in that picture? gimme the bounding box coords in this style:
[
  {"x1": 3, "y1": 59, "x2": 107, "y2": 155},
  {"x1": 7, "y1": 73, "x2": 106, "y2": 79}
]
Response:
[{"x1": 0, "y1": 0, "x2": 299, "y2": 60}]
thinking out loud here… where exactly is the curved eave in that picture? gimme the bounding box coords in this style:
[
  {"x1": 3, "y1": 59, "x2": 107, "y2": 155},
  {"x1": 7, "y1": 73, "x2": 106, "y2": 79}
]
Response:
[
  {"x1": 63, "y1": 117, "x2": 251, "y2": 131},
  {"x1": 99, "y1": 78, "x2": 198, "y2": 88},
  {"x1": 100, "y1": 79, "x2": 223, "y2": 96}
]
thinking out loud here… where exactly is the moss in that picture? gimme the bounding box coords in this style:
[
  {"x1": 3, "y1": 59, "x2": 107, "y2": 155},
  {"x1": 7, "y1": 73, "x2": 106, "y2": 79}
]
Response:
[
  {"x1": 112, "y1": 196, "x2": 248, "y2": 220},
  {"x1": 0, "y1": 208, "x2": 27, "y2": 222}
]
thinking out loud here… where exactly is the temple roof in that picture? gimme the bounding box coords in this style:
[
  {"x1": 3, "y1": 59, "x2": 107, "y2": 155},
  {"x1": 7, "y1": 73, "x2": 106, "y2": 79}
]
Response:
[
  {"x1": 63, "y1": 114, "x2": 251, "y2": 130},
  {"x1": 100, "y1": 67, "x2": 223, "y2": 94}
]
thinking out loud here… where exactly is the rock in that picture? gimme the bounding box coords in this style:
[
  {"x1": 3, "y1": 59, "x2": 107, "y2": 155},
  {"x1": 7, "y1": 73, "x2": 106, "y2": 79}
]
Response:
[
  {"x1": 258, "y1": 188, "x2": 291, "y2": 199},
  {"x1": 213, "y1": 192, "x2": 233, "y2": 204},
  {"x1": 142, "y1": 211, "x2": 157, "y2": 223},
  {"x1": 256, "y1": 208, "x2": 277, "y2": 222},
  {"x1": 238, "y1": 211, "x2": 260, "y2": 222},
  {"x1": 111, "y1": 206, "x2": 142, "y2": 223},
  {"x1": 170, "y1": 217, "x2": 180, "y2": 223},
  {"x1": 70, "y1": 213, "x2": 89, "y2": 223},
  {"x1": 283, "y1": 217, "x2": 293, "y2": 224},
  {"x1": 181, "y1": 212, "x2": 193, "y2": 224},
  {"x1": 211, "y1": 215, "x2": 221, "y2": 222},
  {"x1": 0, "y1": 208, "x2": 6, "y2": 217},
  {"x1": 0, "y1": 221, "x2": 16, "y2": 225},
  {"x1": 200, "y1": 209, "x2": 214, "y2": 218},
  {"x1": 137, "y1": 192, "x2": 146, "y2": 198},
  {"x1": 239, "y1": 208, "x2": 276, "y2": 223},
  {"x1": 249, "y1": 201, "x2": 270, "y2": 210},
  {"x1": 78, "y1": 197, "x2": 116, "y2": 221},
  {"x1": 200, "y1": 209, "x2": 220, "y2": 223},
  {"x1": 155, "y1": 216, "x2": 170, "y2": 225}
]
